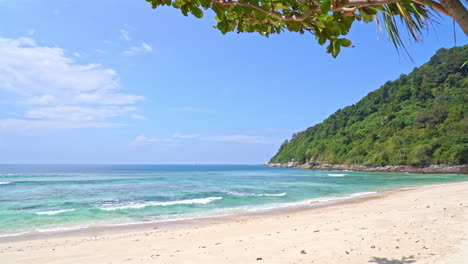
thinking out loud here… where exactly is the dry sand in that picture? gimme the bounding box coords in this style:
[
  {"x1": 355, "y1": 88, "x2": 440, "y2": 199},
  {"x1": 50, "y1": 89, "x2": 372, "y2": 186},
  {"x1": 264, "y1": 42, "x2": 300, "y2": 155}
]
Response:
[{"x1": 1, "y1": 182, "x2": 467, "y2": 264}]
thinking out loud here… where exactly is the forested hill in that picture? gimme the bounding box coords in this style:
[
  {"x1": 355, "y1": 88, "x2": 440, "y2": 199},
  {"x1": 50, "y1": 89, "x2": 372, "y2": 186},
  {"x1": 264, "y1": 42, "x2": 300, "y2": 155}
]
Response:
[{"x1": 271, "y1": 45, "x2": 468, "y2": 166}]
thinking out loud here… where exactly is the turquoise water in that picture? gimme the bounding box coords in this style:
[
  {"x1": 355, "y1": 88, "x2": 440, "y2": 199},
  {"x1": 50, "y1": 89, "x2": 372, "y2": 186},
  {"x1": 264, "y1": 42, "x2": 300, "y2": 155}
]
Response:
[{"x1": 0, "y1": 164, "x2": 467, "y2": 237}]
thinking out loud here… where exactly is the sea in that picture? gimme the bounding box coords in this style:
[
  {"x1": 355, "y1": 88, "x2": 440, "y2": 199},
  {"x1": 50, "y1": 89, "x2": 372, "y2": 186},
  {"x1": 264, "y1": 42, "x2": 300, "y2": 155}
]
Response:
[{"x1": 0, "y1": 164, "x2": 467, "y2": 238}]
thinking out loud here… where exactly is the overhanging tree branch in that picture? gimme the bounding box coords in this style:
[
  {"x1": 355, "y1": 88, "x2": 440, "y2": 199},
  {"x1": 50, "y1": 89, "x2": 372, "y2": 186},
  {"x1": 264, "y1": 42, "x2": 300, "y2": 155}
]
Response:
[
  {"x1": 146, "y1": 0, "x2": 468, "y2": 56},
  {"x1": 212, "y1": 0, "x2": 452, "y2": 23},
  {"x1": 210, "y1": 0, "x2": 315, "y2": 22}
]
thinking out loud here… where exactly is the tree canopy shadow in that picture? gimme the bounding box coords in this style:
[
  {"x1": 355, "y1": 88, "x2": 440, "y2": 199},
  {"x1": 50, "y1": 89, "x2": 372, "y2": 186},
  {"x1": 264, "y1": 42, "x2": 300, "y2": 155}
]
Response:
[{"x1": 369, "y1": 255, "x2": 416, "y2": 264}]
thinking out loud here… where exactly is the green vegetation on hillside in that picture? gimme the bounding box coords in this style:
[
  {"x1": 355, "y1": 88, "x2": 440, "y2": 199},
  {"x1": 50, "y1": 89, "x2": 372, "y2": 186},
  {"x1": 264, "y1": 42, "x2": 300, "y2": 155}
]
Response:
[{"x1": 271, "y1": 45, "x2": 468, "y2": 166}]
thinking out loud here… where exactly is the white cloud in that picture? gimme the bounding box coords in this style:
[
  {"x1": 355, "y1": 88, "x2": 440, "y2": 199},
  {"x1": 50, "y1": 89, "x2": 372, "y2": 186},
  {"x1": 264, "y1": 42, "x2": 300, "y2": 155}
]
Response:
[
  {"x1": 131, "y1": 133, "x2": 278, "y2": 146},
  {"x1": 73, "y1": 92, "x2": 143, "y2": 105},
  {"x1": 0, "y1": 119, "x2": 118, "y2": 130},
  {"x1": 0, "y1": 36, "x2": 144, "y2": 129},
  {"x1": 123, "y1": 42, "x2": 153, "y2": 56},
  {"x1": 202, "y1": 135, "x2": 279, "y2": 144},
  {"x1": 23, "y1": 94, "x2": 57, "y2": 105},
  {"x1": 131, "y1": 114, "x2": 149, "y2": 121},
  {"x1": 173, "y1": 133, "x2": 200, "y2": 139},
  {"x1": 120, "y1": 29, "x2": 131, "y2": 41},
  {"x1": 131, "y1": 135, "x2": 177, "y2": 146},
  {"x1": 130, "y1": 133, "x2": 199, "y2": 146},
  {"x1": 26, "y1": 106, "x2": 135, "y2": 122}
]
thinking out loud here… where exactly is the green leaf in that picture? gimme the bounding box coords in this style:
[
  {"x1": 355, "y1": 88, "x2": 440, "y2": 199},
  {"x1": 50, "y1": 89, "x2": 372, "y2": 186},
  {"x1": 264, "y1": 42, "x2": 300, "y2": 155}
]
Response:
[
  {"x1": 287, "y1": 21, "x2": 301, "y2": 32},
  {"x1": 190, "y1": 6, "x2": 204, "y2": 18},
  {"x1": 327, "y1": 40, "x2": 341, "y2": 58},
  {"x1": 199, "y1": 0, "x2": 211, "y2": 8},
  {"x1": 213, "y1": 6, "x2": 226, "y2": 20},
  {"x1": 318, "y1": 36, "x2": 326, "y2": 45},
  {"x1": 180, "y1": 5, "x2": 189, "y2": 16},
  {"x1": 217, "y1": 21, "x2": 229, "y2": 34},
  {"x1": 339, "y1": 38, "x2": 351, "y2": 47},
  {"x1": 320, "y1": 0, "x2": 331, "y2": 13},
  {"x1": 332, "y1": 44, "x2": 340, "y2": 57},
  {"x1": 253, "y1": 10, "x2": 268, "y2": 20}
]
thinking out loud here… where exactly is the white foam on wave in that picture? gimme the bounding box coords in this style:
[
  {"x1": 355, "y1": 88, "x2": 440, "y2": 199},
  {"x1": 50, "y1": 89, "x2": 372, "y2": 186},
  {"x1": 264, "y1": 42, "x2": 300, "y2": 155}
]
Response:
[
  {"x1": 0, "y1": 232, "x2": 28, "y2": 238},
  {"x1": 328, "y1": 174, "x2": 346, "y2": 177},
  {"x1": 349, "y1": 191, "x2": 378, "y2": 197},
  {"x1": 36, "y1": 225, "x2": 89, "y2": 233},
  {"x1": 223, "y1": 190, "x2": 287, "y2": 197},
  {"x1": 244, "y1": 191, "x2": 380, "y2": 213},
  {"x1": 98, "y1": 197, "x2": 223, "y2": 211},
  {"x1": 0, "y1": 182, "x2": 11, "y2": 185},
  {"x1": 36, "y1": 209, "x2": 76, "y2": 215},
  {"x1": 257, "y1": 193, "x2": 287, "y2": 197}
]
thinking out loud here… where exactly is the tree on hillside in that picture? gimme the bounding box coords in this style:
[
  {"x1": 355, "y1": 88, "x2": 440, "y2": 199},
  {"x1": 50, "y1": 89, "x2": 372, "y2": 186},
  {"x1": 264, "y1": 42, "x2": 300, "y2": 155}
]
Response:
[{"x1": 145, "y1": 0, "x2": 468, "y2": 57}]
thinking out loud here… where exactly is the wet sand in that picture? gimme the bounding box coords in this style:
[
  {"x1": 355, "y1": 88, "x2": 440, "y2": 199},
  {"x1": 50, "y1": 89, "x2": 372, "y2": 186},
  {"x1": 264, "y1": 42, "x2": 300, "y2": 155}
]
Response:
[{"x1": 1, "y1": 182, "x2": 467, "y2": 263}]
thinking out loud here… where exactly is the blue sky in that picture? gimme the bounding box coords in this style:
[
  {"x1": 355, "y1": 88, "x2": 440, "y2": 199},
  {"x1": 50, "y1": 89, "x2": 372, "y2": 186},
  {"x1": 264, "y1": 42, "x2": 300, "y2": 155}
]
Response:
[{"x1": 0, "y1": 0, "x2": 466, "y2": 164}]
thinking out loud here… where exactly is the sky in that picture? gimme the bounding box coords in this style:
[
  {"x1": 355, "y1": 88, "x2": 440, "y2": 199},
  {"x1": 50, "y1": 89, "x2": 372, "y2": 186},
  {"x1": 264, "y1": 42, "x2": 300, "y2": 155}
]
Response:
[{"x1": 0, "y1": 0, "x2": 466, "y2": 164}]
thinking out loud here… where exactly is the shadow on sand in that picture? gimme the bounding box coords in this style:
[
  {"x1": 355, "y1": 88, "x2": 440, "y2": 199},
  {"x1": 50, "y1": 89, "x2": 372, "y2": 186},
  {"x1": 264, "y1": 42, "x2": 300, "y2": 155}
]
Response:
[{"x1": 369, "y1": 255, "x2": 416, "y2": 264}]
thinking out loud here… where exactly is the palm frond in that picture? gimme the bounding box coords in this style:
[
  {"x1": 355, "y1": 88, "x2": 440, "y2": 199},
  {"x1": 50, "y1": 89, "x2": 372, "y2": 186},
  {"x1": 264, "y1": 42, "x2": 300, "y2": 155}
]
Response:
[{"x1": 378, "y1": 0, "x2": 437, "y2": 59}]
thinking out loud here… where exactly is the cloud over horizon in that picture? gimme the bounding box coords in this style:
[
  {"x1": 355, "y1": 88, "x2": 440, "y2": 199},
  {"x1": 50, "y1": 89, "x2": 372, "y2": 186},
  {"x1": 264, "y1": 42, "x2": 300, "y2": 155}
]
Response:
[
  {"x1": 120, "y1": 29, "x2": 131, "y2": 41},
  {"x1": 123, "y1": 42, "x2": 152, "y2": 56},
  {"x1": 0, "y1": 37, "x2": 145, "y2": 129},
  {"x1": 131, "y1": 133, "x2": 280, "y2": 146},
  {"x1": 201, "y1": 134, "x2": 279, "y2": 144}
]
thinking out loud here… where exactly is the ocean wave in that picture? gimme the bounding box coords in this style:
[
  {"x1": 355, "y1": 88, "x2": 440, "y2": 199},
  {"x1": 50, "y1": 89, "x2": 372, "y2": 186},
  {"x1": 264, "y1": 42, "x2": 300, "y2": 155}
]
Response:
[
  {"x1": 0, "y1": 182, "x2": 11, "y2": 185},
  {"x1": 349, "y1": 191, "x2": 377, "y2": 197},
  {"x1": 307, "y1": 191, "x2": 377, "y2": 203},
  {"x1": 223, "y1": 190, "x2": 287, "y2": 197},
  {"x1": 98, "y1": 197, "x2": 223, "y2": 211},
  {"x1": 0, "y1": 232, "x2": 29, "y2": 238},
  {"x1": 36, "y1": 225, "x2": 89, "y2": 233},
  {"x1": 36, "y1": 209, "x2": 76, "y2": 215},
  {"x1": 328, "y1": 174, "x2": 346, "y2": 177},
  {"x1": 245, "y1": 191, "x2": 380, "y2": 213}
]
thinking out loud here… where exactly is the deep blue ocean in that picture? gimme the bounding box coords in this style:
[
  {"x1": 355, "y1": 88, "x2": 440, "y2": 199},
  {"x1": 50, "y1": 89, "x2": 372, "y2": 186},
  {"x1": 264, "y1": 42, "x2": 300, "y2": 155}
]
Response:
[{"x1": 0, "y1": 164, "x2": 467, "y2": 238}]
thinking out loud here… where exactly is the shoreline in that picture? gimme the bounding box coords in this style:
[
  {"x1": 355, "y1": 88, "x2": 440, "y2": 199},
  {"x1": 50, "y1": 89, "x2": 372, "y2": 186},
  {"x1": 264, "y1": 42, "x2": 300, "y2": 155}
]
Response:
[
  {"x1": 1, "y1": 181, "x2": 467, "y2": 242},
  {"x1": 2, "y1": 181, "x2": 468, "y2": 263},
  {"x1": 2, "y1": 181, "x2": 467, "y2": 263},
  {"x1": 265, "y1": 162, "x2": 468, "y2": 174},
  {"x1": 0, "y1": 190, "x2": 385, "y2": 243}
]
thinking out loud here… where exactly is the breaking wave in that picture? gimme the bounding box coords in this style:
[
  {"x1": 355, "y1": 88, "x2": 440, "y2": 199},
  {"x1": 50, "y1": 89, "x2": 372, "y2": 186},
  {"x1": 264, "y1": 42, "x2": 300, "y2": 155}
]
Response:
[
  {"x1": 328, "y1": 174, "x2": 346, "y2": 177},
  {"x1": 36, "y1": 209, "x2": 76, "y2": 215},
  {"x1": 98, "y1": 197, "x2": 223, "y2": 211},
  {"x1": 223, "y1": 190, "x2": 287, "y2": 197}
]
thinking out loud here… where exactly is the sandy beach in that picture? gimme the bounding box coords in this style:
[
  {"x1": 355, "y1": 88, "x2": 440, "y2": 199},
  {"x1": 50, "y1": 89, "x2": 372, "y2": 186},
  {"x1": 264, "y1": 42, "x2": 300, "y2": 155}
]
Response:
[{"x1": 1, "y1": 182, "x2": 467, "y2": 264}]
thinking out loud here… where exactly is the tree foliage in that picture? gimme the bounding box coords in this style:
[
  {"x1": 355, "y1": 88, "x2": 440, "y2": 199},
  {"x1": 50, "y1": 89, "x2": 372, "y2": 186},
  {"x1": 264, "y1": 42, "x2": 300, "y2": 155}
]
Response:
[
  {"x1": 145, "y1": 0, "x2": 467, "y2": 57},
  {"x1": 270, "y1": 45, "x2": 468, "y2": 166}
]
